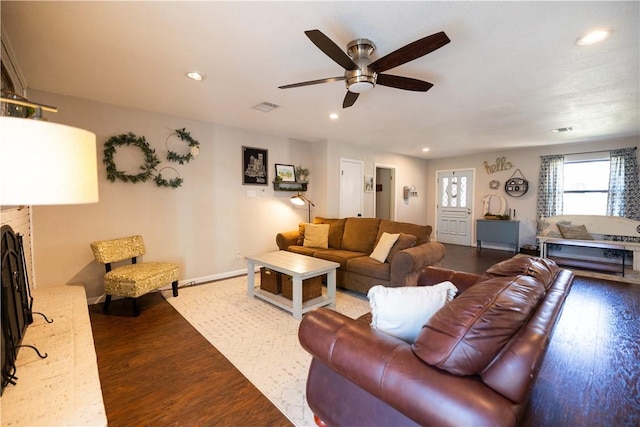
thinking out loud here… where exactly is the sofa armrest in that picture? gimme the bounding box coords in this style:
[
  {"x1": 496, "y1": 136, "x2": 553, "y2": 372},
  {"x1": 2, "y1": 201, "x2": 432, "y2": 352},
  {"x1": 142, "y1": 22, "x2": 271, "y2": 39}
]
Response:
[
  {"x1": 418, "y1": 266, "x2": 481, "y2": 293},
  {"x1": 389, "y1": 241, "x2": 446, "y2": 287},
  {"x1": 276, "y1": 230, "x2": 300, "y2": 250},
  {"x1": 299, "y1": 308, "x2": 519, "y2": 427}
]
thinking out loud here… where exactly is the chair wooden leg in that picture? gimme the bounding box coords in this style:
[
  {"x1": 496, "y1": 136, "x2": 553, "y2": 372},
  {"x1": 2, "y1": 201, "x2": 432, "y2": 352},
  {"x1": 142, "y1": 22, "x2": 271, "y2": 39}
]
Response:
[
  {"x1": 132, "y1": 298, "x2": 140, "y2": 317},
  {"x1": 172, "y1": 280, "x2": 179, "y2": 297},
  {"x1": 103, "y1": 295, "x2": 112, "y2": 313}
]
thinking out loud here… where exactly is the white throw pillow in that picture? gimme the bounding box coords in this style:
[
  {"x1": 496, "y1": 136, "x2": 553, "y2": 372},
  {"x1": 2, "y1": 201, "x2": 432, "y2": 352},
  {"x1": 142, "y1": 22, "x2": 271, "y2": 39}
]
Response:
[
  {"x1": 367, "y1": 281, "x2": 458, "y2": 343},
  {"x1": 369, "y1": 232, "x2": 400, "y2": 263},
  {"x1": 303, "y1": 223, "x2": 330, "y2": 248}
]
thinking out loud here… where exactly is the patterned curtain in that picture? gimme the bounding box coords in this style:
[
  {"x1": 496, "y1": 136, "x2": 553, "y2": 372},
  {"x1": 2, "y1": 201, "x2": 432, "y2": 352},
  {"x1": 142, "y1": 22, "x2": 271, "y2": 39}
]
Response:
[
  {"x1": 607, "y1": 147, "x2": 640, "y2": 220},
  {"x1": 537, "y1": 155, "x2": 564, "y2": 230},
  {"x1": 605, "y1": 147, "x2": 640, "y2": 258}
]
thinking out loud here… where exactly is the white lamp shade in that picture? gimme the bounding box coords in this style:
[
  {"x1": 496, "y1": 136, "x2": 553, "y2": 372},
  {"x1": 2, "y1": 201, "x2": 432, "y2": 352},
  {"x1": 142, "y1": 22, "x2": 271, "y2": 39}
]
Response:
[
  {"x1": 0, "y1": 116, "x2": 99, "y2": 205},
  {"x1": 290, "y1": 195, "x2": 306, "y2": 206}
]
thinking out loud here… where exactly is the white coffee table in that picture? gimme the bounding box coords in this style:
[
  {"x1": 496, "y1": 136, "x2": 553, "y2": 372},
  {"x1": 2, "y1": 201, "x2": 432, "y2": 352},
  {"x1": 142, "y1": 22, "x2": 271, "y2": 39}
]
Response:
[{"x1": 246, "y1": 251, "x2": 339, "y2": 320}]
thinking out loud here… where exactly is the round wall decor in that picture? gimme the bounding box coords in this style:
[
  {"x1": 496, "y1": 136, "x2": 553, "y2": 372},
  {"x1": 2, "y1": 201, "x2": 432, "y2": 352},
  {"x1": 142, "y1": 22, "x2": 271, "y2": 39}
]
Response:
[
  {"x1": 504, "y1": 168, "x2": 529, "y2": 197},
  {"x1": 166, "y1": 127, "x2": 199, "y2": 164},
  {"x1": 104, "y1": 132, "x2": 160, "y2": 183},
  {"x1": 489, "y1": 180, "x2": 500, "y2": 190},
  {"x1": 154, "y1": 167, "x2": 183, "y2": 189}
]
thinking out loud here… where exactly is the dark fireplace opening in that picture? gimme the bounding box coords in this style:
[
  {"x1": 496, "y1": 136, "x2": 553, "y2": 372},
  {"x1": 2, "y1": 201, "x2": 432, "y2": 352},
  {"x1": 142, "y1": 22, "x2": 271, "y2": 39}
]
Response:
[{"x1": 1, "y1": 224, "x2": 34, "y2": 394}]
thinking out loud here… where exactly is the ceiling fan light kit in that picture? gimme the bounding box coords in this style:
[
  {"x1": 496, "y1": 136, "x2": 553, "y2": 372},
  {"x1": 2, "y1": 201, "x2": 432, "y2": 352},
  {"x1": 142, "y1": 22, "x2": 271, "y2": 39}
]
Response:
[
  {"x1": 345, "y1": 39, "x2": 377, "y2": 93},
  {"x1": 279, "y1": 29, "x2": 450, "y2": 108}
]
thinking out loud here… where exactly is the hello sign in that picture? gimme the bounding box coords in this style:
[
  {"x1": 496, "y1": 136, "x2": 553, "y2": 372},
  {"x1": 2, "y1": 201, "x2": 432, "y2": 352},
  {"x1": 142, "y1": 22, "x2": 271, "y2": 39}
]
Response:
[{"x1": 484, "y1": 157, "x2": 513, "y2": 174}]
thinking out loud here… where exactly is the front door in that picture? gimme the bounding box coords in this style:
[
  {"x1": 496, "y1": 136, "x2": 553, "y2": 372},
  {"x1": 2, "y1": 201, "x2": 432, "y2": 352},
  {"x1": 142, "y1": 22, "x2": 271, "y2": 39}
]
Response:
[{"x1": 436, "y1": 169, "x2": 474, "y2": 245}]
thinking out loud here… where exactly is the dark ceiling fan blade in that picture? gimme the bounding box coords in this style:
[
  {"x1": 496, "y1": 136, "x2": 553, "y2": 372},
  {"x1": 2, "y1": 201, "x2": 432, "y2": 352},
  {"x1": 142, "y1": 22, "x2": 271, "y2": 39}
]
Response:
[
  {"x1": 369, "y1": 31, "x2": 450, "y2": 73},
  {"x1": 343, "y1": 91, "x2": 359, "y2": 108},
  {"x1": 305, "y1": 29, "x2": 359, "y2": 71},
  {"x1": 376, "y1": 74, "x2": 434, "y2": 92},
  {"x1": 279, "y1": 76, "x2": 345, "y2": 89}
]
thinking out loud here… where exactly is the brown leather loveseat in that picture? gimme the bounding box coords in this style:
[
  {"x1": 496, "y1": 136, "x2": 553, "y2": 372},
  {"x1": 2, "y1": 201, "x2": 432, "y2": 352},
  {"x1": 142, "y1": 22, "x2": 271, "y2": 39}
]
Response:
[{"x1": 298, "y1": 255, "x2": 574, "y2": 426}]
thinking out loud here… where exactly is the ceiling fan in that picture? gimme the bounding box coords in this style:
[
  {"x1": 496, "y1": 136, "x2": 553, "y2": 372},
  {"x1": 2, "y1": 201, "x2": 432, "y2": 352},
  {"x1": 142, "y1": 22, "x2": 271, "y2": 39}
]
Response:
[{"x1": 279, "y1": 29, "x2": 451, "y2": 108}]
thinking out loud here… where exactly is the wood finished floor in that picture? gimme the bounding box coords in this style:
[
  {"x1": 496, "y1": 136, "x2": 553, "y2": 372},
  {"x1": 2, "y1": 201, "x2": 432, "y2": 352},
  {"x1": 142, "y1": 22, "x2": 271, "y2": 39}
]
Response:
[{"x1": 90, "y1": 244, "x2": 640, "y2": 426}]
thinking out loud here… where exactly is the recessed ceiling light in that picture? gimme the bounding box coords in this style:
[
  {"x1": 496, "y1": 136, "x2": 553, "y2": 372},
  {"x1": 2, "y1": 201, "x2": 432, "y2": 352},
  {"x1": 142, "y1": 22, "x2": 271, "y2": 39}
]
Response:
[
  {"x1": 186, "y1": 71, "x2": 206, "y2": 81},
  {"x1": 422, "y1": 148, "x2": 430, "y2": 152},
  {"x1": 576, "y1": 29, "x2": 613, "y2": 46},
  {"x1": 329, "y1": 113, "x2": 339, "y2": 120}
]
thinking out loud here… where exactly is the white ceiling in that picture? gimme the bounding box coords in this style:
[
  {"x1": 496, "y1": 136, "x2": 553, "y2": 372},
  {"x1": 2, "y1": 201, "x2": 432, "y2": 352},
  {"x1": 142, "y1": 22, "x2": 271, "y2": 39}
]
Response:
[{"x1": 2, "y1": 1, "x2": 638, "y2": 159}]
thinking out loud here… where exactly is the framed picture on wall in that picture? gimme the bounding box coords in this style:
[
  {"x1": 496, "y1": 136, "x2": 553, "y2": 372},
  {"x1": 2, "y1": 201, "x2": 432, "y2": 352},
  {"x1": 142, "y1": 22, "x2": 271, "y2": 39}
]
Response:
[
  {"x1": 242, "y1": 146, "x2": 268, "y2": 185},
  {"x1": 275, "y1": 164, "x2": 296, "y2": 182},
  {"x1": 364, "y1": 175, "x2": 374, "y2": 192}
]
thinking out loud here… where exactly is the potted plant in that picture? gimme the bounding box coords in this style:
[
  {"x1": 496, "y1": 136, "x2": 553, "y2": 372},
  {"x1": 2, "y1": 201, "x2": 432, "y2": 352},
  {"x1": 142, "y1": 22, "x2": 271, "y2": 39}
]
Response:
[{"x1": 295, "y1": 165, "x2": 310, "y2": 182}]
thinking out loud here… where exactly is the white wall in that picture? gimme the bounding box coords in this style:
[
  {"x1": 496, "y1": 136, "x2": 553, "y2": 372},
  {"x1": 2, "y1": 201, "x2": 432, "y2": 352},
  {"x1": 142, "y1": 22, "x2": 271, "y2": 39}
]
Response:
[
  {"x1": 28, "y1": 90, "x2": 317, "y2": 300},
  {"x1": 22, "y1": 90, "x2": 433, "y2": 302},
  {"x1": 426, "y1": 136, "x2": 640, "y2": 249},
  {"x1": 323, "y1": 139, "x2": 430, "y2": 224},
  {"x1": 23, "y1": 90, "x2": 639, "y2": 300}
]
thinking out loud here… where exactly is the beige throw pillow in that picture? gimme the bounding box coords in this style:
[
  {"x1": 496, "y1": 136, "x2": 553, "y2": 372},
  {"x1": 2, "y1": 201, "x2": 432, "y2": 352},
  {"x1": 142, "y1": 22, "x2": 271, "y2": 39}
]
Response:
[
  {"x1": 370, "y1": 232, "x2": 400, "y2": 263},
  {"x1": 303, "y1": 223, "x2": 330, "y2": 248},
  {"x1": 557, "y1": 223, "x2": 593, "y2": 240}
]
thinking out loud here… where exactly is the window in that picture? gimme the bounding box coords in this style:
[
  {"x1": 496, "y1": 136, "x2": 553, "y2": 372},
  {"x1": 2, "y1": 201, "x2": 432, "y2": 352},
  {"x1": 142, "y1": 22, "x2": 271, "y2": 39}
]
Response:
[{"x1": 562, "y1": 159, "x2": 610, "y2": 215}]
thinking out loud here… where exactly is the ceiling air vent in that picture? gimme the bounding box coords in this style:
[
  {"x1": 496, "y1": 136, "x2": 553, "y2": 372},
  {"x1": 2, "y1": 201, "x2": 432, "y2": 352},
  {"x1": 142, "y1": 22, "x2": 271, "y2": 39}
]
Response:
[
  {"x1": 252, "y1": 102, "x2": 279, "y2": 113},
  {"x1": 551, "y1": 126, "x2": 575, "y2": 133}
]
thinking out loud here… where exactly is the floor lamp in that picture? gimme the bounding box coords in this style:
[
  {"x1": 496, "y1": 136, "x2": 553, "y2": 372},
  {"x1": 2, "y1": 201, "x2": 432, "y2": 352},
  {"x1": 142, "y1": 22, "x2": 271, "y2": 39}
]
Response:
[{"x1": 290, "y1": 193, "x2": 314, "y2": 222}]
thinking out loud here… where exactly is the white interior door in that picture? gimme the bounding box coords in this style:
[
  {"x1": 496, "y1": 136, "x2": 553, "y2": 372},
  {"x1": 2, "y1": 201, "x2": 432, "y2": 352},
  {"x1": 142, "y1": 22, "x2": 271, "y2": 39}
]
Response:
[
  {"x1": 436, "y1": 169, "x2": 474, "y2": 245},
  {"x1": 340, "y1": 158, "x2": 363, "y2": 218}
]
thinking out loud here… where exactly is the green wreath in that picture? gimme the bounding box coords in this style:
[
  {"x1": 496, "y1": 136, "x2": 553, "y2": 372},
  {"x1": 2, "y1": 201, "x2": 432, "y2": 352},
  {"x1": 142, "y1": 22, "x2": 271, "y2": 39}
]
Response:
[
  {"x1": 104, "y1": 132, "x2": 160, "y2": 183},
  {"x1": 166, "y1": 127, "x2": 200, "y2": 164},
  {"x1": 154, "y1": 167, "x2": 184, "y2": 189}
]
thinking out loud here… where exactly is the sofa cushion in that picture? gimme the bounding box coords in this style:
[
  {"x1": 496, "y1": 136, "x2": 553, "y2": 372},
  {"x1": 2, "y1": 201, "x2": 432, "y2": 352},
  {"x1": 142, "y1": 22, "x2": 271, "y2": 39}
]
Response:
[
  {"x1": 479, "y1": 255, "x2": 560, "y2": 289},
  {"x1": 377, "y1": 220, "x2": 431, "y2": 245},
  {"x1": 345, "y1": 256, "x2": 390, "y2": 281},
  {"x1": 303, "y1": 223, "x2": 330, "y2": 248},
  {"x1": 341, "y1": 218, "x2": 381, "y2": 254},
  {"x1": 368, "y1": 281, "x2": 458, "y2": 343},
  {"x1": 313, "y1": 217, "x2": 347, "y2": 249},
  {"x1": 313, "y1": 249, "x2": 367, "y2": 269},
  {"x1": 287, "y1": 245, "x2": 327, "y2": 257},
  {"x1": 412, "y1": 274, "x2": 546, "y2": 376},
  {"x1": 387, "y1": 233, "x2": 417, "y2": 263},
  {"x1": 370, "y1": 232, "x2": 400, "y2": 263}
]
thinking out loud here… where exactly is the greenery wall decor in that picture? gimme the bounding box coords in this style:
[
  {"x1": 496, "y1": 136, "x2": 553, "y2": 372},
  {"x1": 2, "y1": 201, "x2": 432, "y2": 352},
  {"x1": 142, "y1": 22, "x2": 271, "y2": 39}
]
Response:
[
  {"x1": 154, "y1": 167, "x2": 183, "y2": 189},
  {"x1": 104, "y1": 132, "x2": 160, "y2": 183},
  {"x1": 166, "y1": 127, "x2": 200, "y2": 164}
]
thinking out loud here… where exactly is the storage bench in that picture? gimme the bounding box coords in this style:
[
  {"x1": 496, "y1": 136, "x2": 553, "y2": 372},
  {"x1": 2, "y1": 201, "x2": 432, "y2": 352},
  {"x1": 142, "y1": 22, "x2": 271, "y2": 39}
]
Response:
[{"x1": 537, "y1": 215, "x2": 640, "y2": 276}]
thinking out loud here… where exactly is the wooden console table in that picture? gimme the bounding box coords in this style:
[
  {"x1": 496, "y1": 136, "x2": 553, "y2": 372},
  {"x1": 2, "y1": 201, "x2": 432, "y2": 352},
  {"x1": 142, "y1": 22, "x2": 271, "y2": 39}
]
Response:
[{"x1": 477, "y1": 219, "x2": 520, "y2": 254}]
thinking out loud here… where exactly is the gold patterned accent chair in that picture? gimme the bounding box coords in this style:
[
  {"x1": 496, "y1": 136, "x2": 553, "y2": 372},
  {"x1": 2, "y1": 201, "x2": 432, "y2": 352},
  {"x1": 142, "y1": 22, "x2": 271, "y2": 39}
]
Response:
[{"x1": 90, "y1": 235, "x2": 179, "y2": 316}]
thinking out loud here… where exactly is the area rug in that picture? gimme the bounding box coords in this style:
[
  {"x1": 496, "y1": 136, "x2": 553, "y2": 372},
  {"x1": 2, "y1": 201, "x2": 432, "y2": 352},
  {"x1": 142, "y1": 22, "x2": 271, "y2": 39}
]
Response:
[{"x1": 162, "y1": 274, "x2": 370, "y2": 426}]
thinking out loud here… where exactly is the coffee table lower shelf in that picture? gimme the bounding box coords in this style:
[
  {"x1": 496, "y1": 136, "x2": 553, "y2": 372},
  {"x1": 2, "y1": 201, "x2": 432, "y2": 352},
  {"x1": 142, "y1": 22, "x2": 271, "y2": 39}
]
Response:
[
  {"x1": 253, "y1": 288, "x2": 334, "y2": 317},
  {"x1": 246, "y1": 251, "x2": 339, "y2": 320}
]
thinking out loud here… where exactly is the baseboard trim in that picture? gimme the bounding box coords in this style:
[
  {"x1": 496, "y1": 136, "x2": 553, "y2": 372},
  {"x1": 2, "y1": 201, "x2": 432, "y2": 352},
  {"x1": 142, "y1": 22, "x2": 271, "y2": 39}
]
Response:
[{"x1": 85, "y1": 267, "x2": 260, "y2": 305}]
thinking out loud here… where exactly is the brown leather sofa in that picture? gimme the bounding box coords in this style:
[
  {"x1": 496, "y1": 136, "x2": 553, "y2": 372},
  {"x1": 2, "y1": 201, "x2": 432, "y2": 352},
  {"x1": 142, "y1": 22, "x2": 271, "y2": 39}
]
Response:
[
  {"x1": 276, "y1": 217, "x2": 446, "y2": 294},
  {"x1": 298, "y1": 255, "x2": 574, "y2": 427}
]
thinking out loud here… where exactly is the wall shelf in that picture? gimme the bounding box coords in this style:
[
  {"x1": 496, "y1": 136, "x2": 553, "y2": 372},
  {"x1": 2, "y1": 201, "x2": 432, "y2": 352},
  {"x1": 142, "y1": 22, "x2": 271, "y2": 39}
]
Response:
[{"x1": 273, "y1": 181, "x2": 307, "y2": 192}]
